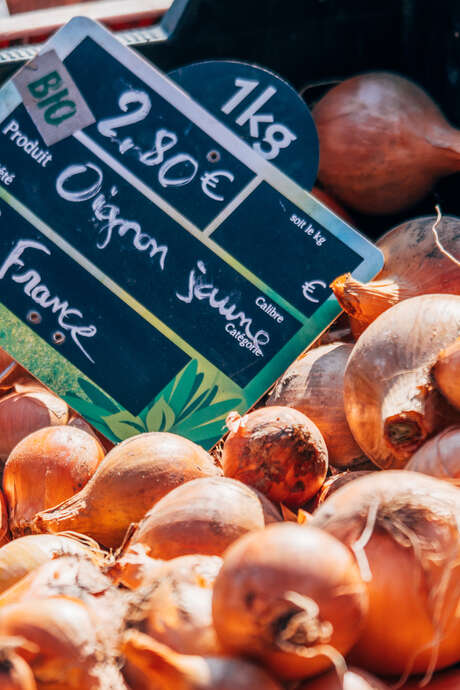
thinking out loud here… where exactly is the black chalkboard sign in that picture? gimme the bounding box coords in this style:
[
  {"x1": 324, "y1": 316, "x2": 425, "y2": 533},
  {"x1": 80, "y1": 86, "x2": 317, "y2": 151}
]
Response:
[{"x1": 0, "y1": 17, "x2": 383, "y2": 447}]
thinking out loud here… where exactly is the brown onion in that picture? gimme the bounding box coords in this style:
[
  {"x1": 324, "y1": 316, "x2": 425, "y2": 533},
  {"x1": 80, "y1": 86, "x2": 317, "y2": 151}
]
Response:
[
  {"x1": 313, "y1": 73, "x2": 460, "y2": 214},
  {"x1": 298, "y1": 667, "x2": 390, "y2": 689},
  {"x1": 0, "y1": 534, "x2": 103, "y2": 594},
  {"x1": 0, "y1": 489, "x2": 9, "y2": 547},
  {"x1": 312, "y1": 472, "x2": 373, "y2": 509},
  {"x1": 405, "y1": 427, "x2": 460, "y2": 483},
  {"x1": 401, "y1": 667, "x2": 460, "y2": 689},
  {"x1": 122, "y1": 629, "x2": 283, "y2": 690},
  {"x1": 0, "y1": 383, "x2": 68, "y2": 463},
  {"x1": 4, "y1": 425, "x2": 105, "y2": 537},
  {"x1": 0, "y1": 597, "x2": 125, "y2": 689},
  {"x1": 433, "y1": 337, "x2": 460, "y2": 410},
  {"x1": 310, "y1": 471, "x2": 460, "y2": 678},
  {"x1": 212, "y1": 522, "x2": 368, "y2": 680},
  {"x1": 331, "y1": 216, "x2": 460, "y2": 331},
  {"x1": 344, "y1": 295, "x2": 460, "y2": 469},
  {"x1": 32, "y1": 432, "x2": 221, "y2": 549},
  {"x1": 129, "y1": 555, "x2": 222, "y2": 656},
  {"x1": 267, "y1": 344, "x2": 367, "y2": 468},
  {"x1": 222, "y1": 407, "x2": 328, "y2": 506},
  {"x1": 122, "y1": 476, "x2": 280, "y2": 561}
]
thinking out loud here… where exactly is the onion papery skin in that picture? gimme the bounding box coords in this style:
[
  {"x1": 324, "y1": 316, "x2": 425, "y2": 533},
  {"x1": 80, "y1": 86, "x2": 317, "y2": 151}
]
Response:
[
  {"x1": 0, "y1": 534, "x2": 103, "y2": 595},
  {"x1": 222, "y1": 407, "x2": 328, "y2": 506},
  {"x1": 400, "y1": 667, "x2": 460, "y2": 689},
  {"x1": 312, "y1": 471, "x2": 373, "y2": 509},
  {"x1": 0, "y1": 489, "x2": 9, "y2": 546},
  {"x1": 32, "y1": 432, "x2": 221, "y2": 549},
  {"x1": 310, "y1": 471, "x2": 460, "y2": 676},
  {"x1": 0, "y1": 597, "x2": 126, "y2": 690},
  {"x1": 212, "y1": 523, "x2": 368, "y2": 680},
  {"x1": 331, "y1": 216, "x2": 460, "y2": 330},
  {"x1": 267, "y1": 344, "x2": 367, "y2": 468},
  {"x1": 0, "y1": 646, "x2": 37, "y2": 690},
  {"x1": 343, "y1": 295, "x2": 460, "y2": 469},
  {"x1": 109, "y1": 544, "x2": 164, "y2": 590},
  {"x1": 122, "y1": 629, "x2": 283, "y2": 690},
  {"x1": 133, "y1": 555, "x2": 223, "y2": 656},
  {"x1": 0, "y1": 384, "x2": 68, "y2": 463},
  {"x1": 433, "y1": 338, "x2": 460, "y2": 411},
  {"x1": 312, "y1": 73, "x2": 460, "y2": 214},
  {"x1": 406, "y1": 426, "x2": 460, "y2": 483},
  {"x1": 4, "y1": 425, "x2": 105, "y2": 537},
  {"x1": 298, "y1": 667, "x2": 390, "y2": 689},
  {"x1": 122, "y1": 476, "x2": 280, "y2": 561}
]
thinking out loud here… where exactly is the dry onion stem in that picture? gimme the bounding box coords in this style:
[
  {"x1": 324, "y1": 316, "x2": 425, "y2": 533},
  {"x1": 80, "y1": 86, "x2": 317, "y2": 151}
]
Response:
[
  {"x1": 406, "y1": 427, "x2": 460, "y2": 484},
  {"x1": 343, "y1": 295, "x2": 460, "y2": 468},
  {"x1": 122, "y1": 629, "x2": 283, "y2": 690},
  {"x1": 310, "y1": 471, "x2": 460, "y2": 680},
  {"x1": 331, "y1": 215, "x2": 460, "y2": 332},
  {"x1": 267, "y1": 344, "x2": 367, "y2": 468},
  {"x1": 212, "y1": 523, "x2": 368, "y2": 680},
  {"x1": 3, "y1": 425, "x2": 105, "y2": 537},
  {"x1": 127, "y1": 555, "x2": 223, "y2": 656},
  {"x1": 432, "y1": 337, "x2": 460, "y2": 411},
  {"x1": 122, "y1": 476, "x2": 280, "y2": 562},
  {"x1": 0, "y1": 597, "x2": 126, "y2": 689},
  {"x1": 32, "y1": 432, "x2": 221, "y2": 549},
  {"x1": 0, "y1": 534, "x2": 104, "y2": 595},
  {"x1": 0, "y1": 383, "x2": 68, "y2": 463},
  {"x1": 222, "y1": 407, "x2": 328, "y2": 506},
  {"x1": 312, "y1": 73, "x2": 460, "y2": 214}
]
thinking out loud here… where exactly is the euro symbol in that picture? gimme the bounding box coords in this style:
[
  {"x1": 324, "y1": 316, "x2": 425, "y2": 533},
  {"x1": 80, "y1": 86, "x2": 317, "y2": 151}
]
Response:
[
  {"x1": 302, "y1": 280, "x2": 327, "y2": 303},
  {"x1": 200, "y1": 170, "x2": 235, "y2": 202}
]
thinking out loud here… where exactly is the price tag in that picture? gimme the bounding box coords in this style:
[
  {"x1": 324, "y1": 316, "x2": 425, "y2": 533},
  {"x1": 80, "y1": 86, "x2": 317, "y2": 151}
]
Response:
[
  {"x1": 169, "y1": 60, "x2": 319, "y2": 190},
  {"x1": 0, "y1": 17, "x2": 383, "y2": 448}
]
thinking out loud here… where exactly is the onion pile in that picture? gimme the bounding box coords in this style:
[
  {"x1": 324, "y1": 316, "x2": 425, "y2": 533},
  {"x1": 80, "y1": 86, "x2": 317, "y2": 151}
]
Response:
[
  {"x1": 0, "y1": 383, "x2": 69, "y2": 463},
  {"x1": 212, "y1": 523, "x2": 368, "y2": 680},
  {"x1": 32, "y1": 432, "x2": 221, "y2": 548},
  {"x1": 310, "y1": 471, "x2": 460, "y2": 678},
  {"x1": 343, "y1": 295, "x2": 460, "y2": 468},
  {"x1": 121, "y1": 476, "x2": 280, "y2": 561},
  {"x1": 3, "y1": 425, "x2": 105, "y2": 537},
  {"x1": 267, "y1": 344, "x2": 367, "y2": 468},
  {"x1": 222, "y1": 407, "x2": 328, "y2": 506},
  {"x1": 331, "y1": 215, "x2": 460, "y2": 333},
  {"x1": 312, "y1": 73, "x2": 460, "y2": 214}
]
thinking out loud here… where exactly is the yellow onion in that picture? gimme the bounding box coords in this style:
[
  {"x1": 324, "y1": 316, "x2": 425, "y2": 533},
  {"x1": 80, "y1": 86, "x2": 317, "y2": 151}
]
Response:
[
  {"x1": 267, "y1": 344, "x2": 367, "y2": 468},
  {"x1": 405, "y1": 427, "x2": 460, "y2": 483},
  {"x1": 212, "y1": 523, "x2": 368, "y2": 680},
  {"x1": 331, "y1": 215, "x2": 460, "y2": 333},
  {"x1": 298, "y1": 667, "x2": 390, "y2": 689},
  {"x1": 122, "y1": 629, "x2": 283, "y2": 690},
  {"x1": 122, "y1": 477, "x2": 280, "y2": 561},
  {"x1": 0, "y1": 597, "x2": 126, "y2": 689},
  {"x1": 343, "y1": 295, "x2": 460, "y2": 469},
  {"x1": 0, "y1": 383, "x2": 68, "y2": 463},
  {"x1": 0, "y1": 639, "x2": 37, "y2": 690},
  {"x1": 129, "y1": 555, "x2": 223, "y2": 656},
  {"x1": 222, "y1": 407, "x2": 328, "y2": 506},
  {"x1": 310, "y1": 471, "x2": 460, "y2": 678},
  {"x1": 32, "y1": 432, "x2": 221, "y2": 549},
  {"x1": 0, "y1": 534, "x2": 103, "y2": 595},
  {"x1": 4, "y1": 426, "x2": 105, "y2": 537},
  {"x1": 433, "y1": 337, "x2": 460, "y2": 410}
]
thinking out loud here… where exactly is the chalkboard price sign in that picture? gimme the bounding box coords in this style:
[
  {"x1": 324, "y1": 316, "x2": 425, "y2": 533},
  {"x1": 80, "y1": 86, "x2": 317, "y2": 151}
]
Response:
[{"x1": 0, "y1": 17, "x2": 383, "y2": 448}]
